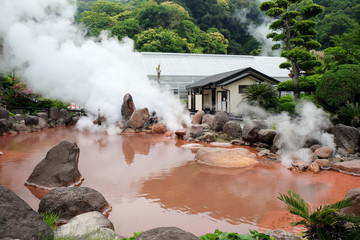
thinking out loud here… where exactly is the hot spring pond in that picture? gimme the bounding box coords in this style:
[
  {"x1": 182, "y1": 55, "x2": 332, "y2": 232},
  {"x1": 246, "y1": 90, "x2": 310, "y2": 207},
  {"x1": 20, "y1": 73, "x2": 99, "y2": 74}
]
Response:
[{"x1": 0, "y1": 127, "x2": 358, "y2": 237}]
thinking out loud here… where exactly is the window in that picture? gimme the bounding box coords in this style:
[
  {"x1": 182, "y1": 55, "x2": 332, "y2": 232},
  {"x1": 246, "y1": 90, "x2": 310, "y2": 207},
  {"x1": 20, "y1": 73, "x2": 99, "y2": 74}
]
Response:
[{"x1": 239, "y1": 85, "x2": 248, "y2": 94}]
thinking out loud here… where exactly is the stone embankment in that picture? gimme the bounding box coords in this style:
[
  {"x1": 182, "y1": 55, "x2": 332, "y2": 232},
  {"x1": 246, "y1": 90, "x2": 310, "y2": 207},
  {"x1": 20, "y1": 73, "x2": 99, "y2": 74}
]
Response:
[
  {"x1": 176, "y1": 110, "x2": 360, "y2": 175},
  {"x1": 0, "y1": 106, "x2": 80, "y2": 135}
]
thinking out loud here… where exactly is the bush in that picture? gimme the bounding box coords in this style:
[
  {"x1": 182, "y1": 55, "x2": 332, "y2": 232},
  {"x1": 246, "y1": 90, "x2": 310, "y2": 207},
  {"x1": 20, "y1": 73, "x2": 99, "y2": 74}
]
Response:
[
  {"x1": 315, "y1": 64, "x2": 360, "y2": 113},
  {"x1": 279, "y1": 95, "x2": 295, "y2": 113},
  {"x1": 338, "y1": 102, "x2": 360, "y2": 127},
  {"x1": 277, "y1": 74, "x2": 321, "y2": 93},
  {"x1": 243, "y1": 83, "x2": 279, "y2": 110},
  {"x1": 279, "y1": 95, "x2": 294, "y2": 104}
]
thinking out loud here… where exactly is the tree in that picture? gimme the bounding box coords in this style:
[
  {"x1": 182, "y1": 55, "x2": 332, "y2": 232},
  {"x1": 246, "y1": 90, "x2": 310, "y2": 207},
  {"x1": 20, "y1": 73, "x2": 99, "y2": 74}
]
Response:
[
  {"x1": 111, "y1": 18, "x2": 141, "y2": 39},
  {"x1": 80, "y1": 11, "x2": 113, "y2": 36},
  {"x1": 260, "y1": 0, "x2": 324, "y2": 101},
  {"x1": 91, "y1": 0, "x2": 125, "y2": 16}
]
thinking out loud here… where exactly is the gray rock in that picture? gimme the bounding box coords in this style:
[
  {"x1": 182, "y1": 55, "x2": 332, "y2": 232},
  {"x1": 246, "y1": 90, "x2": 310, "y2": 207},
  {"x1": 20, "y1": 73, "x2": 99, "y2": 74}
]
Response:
[
  {"x1": 60, "y1": 109, "x2": 71, "y2": 123},
  {"x1": 336, "y1": 147, "x2": 350, "y2": 157},
  {"x1": 121, "y1": 93, "x2": 136, "y2": 123},
  {"x1": 54, "y1": 211, "x2": 114, "y2": 239},
  {"x1": 26, "y1": 140, "x2": 82, "y2": 188},
  {"x1": 266, "y1": 229, "x2": 300, "y2": 240},
  {"x1": 200, "y1": 123, "x2": 210, "y2": 132},
  {"x1": 36, "y1": 112, "x2": 48, "y2": 122},
  {"x1": 223, "y1": 121, "x2": 242, "y2": 139},
  {"x1": 135, "y1": 227, "x2": 199, "y2": 240},
  {"x1": 48, "y1": 119, "x2": 55, "y2": 128},
  {"x1": 38, "y1": 118, "x2": 48, "y2": 129},
  {"x1": 56, "y1": 118, "x2": 66, "y2": 126},
  {"x1": 331, "y1": 124, "x2": 360, "y2": 154},
  {"x1": 175, "y1": 129, "x2": 188, "y2": 140},
  {"x1": 39, "y1": 187, "x2": 111, "y2": 223},
  {"x1": 12, "y1": 123, "x2": 31, "y2": 132},
  {"x1": 242, "y1": 120, "x2": 268, "y2": 143},
  {"x1": 70, "y1": 116, "x2": 80, "y2": 125},
  {"x1": 212, "y1": 111, "x2": 229, "y2": 131},
  {"x1": 0, "y1": 106, "x2": 9, "y2": 120},
  {"x1": 129, "y1": 108, "x2": 150, "y2": 130},
  {"x1": 310, "y1": 144, "x2": 322, "y2": 152},
  {"x1": 0, "y1": 184, "x2": 53, "y2": 240},
  {"x1": 314, "y1": 146, "x2": 333, "y2": 159},
  {"x1": 13, "y1": 114, "x2": 24, "y2": 122},
  {"x1": 49, "y1": 107, "x2": 60, "y2": 121},
  {"x1": 258, "y1": 129, "x2": 277, "y2": 144},
  {"x1": 25, "y1": 115, "x2": 39, "y2": 126},
  {"x1": 198, "y1": 132, "x2": 216, "y2": 142},
  {"x1": 338, "y1": 188, "x2": 360, "y2": 217},
  {"x1": 190, "y1": 124, "x2": 203, "y2": 138},
  {"x1": 0, "y1": 119, "x2": 12, "y2": 135},
  {"x1": 202, "y1": 114, "x2": 214, "y2": 128},
  {"x1": 8, "y1": 118, "x2": 15, "y2": 124}
]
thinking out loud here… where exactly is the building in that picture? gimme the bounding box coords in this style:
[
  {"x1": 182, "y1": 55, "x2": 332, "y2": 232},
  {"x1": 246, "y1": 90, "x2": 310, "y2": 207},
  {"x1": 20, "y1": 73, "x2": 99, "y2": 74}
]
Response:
[
  {"x1": 137, "y1": 52, "x2": 290, "y2": 100},
  {"x1": 186, "y1": 67, "x2": 280, "y2": 115}
]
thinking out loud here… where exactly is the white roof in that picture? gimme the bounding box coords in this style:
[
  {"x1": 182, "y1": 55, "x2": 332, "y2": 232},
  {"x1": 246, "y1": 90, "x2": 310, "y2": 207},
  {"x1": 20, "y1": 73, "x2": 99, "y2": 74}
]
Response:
[{"x1": 137, "y1": 52, "x2": 290, "y2": 79}]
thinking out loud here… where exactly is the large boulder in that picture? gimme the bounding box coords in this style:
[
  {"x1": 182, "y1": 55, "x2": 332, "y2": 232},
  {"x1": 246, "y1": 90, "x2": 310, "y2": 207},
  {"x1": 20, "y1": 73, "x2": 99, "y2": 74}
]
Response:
[
  {"x1": 135, "y1": 227, "x2": 199, "y2": 240},
  {"x1": 36, "y1": 112, "x2": 48, "y2": 122},
  {"x1": 202, "y1": 114, "x2": 214, "y2": 127},
  {"x1": 13, "y1": 113, "x2": 25, "y2": 122},
  {"x1": 195, "y1": 147, "x2": 257, "y2": 168},
  {"x1": 121, "y1": 93, "x2": 136, "y2": 122},
  {"x1": 59, "y1": 109, "x2": 72, "y2": 123},
  {"x1": 338, "y1": 188, "x2": 360, "y2": 217},
  {"x1": 12, "y1": 123, "x2": 31, "y2": 132},
  {"x1": 314, "y1": 146, "x2": 333, "y2": 159},
  {"x1": 175, "y1": 129, "x2": 188, "y2": 140},
  {"x1": 212, "y1": 111, "x2": 230, "y2": 131},
  {"x1": 242, "y1": 120, "x2": 268, "y2": 143},
  {"x1": 0, "y1": 106, "x2": 9, "y2": 120},
  {"x1": 129, "y1": 108, "x2": 150, "y2": 130},
  {"x1": 258, "y1": 129, "x2": 277, "y2": 144},
  {"x1": 54, "y1": 211, "x2": 115, "y2": 239},
  {"x1": 39, "y1": 187, "x2": 111, "y2": 222},
  {"x1": 332, "y1": 160, "x2": 360, "y2": 175},
  {"x1": 49, "y1": 107, "x2": 60, "y2": 121},
  {"x1": 266, "y1": 229, "x2": 300, "y2": 240},
  {"x1": 25, "y1": 115, "x2": 39, "y2": 126},
  {"x1": 190, "y1": 124, "x2": 203, "y2": 138},
  {"x1": 223, "y1": 121, "x2": 242, "y2": 139},
  {"x1": 38, "y1": 118, "x2": 48, "y2": 129},
  {"x1": 331, "y1": 124, "x2": 360, "y2": 154},
  {"x1": 192, "y1": 110, "x2": 205, "y2": 125},
  {"x1": 0, "y1": 119, "x2": 12, "y2": 135},
  {"x1": 151, "y1": 124, "x2": 166, "y2": 134},
  {"x1": 0, "y1": 184, "x2": 53, "y2": 240},
  {"x1": 25, "y1": 140, "x2": 82, "y2": 188}
]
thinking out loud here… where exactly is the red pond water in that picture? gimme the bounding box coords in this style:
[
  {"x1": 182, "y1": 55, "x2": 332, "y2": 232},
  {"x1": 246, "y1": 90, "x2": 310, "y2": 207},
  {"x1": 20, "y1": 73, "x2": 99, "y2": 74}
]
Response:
[{"x1": 0, "y1": 127, "x2": 359, "y2": 237}]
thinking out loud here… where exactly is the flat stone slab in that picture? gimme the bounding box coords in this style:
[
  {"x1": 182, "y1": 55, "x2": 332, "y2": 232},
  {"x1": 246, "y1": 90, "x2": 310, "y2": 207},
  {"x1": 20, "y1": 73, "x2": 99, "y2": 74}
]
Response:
[
  {"x1": 195, "y1": 147, "x2": 257, "y2": 168},
  {"x1": 209, "y1": 142, "x2": 233, "y2": 147},
  {"x1": 180, "y1": 143, "x2": 203, "y2": 149},
  {"x1": 332, "y1": 160, "x2": 360, "y2": 175}
]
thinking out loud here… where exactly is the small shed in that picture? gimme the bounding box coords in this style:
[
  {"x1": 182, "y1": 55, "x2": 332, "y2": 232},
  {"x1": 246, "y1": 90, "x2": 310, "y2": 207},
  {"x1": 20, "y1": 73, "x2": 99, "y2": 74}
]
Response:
[{"x1": 186, "y1": 67, "x2": 280, "y2": 115}]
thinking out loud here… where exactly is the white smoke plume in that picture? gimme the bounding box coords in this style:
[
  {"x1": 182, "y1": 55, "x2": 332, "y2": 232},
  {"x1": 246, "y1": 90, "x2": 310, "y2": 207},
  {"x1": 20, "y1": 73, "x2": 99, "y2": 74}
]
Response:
[
  {"x1": 0, "y1": 0, "x2": 191, "y2": 132},
  {"x1": 235, "y1": 101, "x2": 335, "y2": 166},
  {"x1": 235, "y1": 1, "x2": 280, "y2": 56}
]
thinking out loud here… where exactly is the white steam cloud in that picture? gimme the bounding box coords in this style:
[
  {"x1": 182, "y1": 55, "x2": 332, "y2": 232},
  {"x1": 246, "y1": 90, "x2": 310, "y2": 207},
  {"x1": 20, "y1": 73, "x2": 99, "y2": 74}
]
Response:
[
  {"x1": 235, "y1": 0, "x2": 280, "y2": 56},
  {"x1": 0, "y1": 0, "x2": 191, "y2": 132},
  {"x1": 235, "y1": 101, "x2": 335, "y2": 166}
]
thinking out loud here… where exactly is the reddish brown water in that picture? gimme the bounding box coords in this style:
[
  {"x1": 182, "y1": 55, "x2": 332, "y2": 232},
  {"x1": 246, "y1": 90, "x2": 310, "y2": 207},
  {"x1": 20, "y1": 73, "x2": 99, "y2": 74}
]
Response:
[{"x1": 0, "y1": 127, "x2": 359, "y2": 237}]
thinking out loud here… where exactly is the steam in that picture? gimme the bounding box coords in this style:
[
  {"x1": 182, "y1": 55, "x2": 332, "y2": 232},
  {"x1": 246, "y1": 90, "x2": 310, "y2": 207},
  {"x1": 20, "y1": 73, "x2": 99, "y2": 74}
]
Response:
[
  {"x1": 0, "y1": 0, "x2": 190, "y2": 132},
  {"x1": 235, "y1": 101, "x2": 334, "y2": 166},
  {"x1": 235, "y1": 0, "x2": 280, "y2": 56}
]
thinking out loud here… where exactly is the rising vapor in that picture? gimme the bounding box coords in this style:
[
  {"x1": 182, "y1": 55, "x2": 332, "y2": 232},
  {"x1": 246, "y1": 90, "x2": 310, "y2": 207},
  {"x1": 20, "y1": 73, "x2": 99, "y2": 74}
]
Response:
[{"x1": 0, "y1": 0, "x2": 191, "y2": 132}]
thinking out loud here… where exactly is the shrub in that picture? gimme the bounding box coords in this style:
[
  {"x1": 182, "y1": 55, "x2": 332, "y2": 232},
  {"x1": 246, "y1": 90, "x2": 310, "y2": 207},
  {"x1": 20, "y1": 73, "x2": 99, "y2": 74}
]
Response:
[
  {"x1": 279, "y1": 190, "x2": 360, "y2": 240},
  {"x1": 279, "y1": 95, "x2": 295, "y2": 113},
  {"x1": 277, "y1": 75, "x2": 321, "y2": 93},
  {"x1": 315, "y1": 64, "x2": 360, "y2": 113},
  {"x1": 199, "y1": 229, "x2": 274, "y2": 240},
  {"x1": 243, "y1": 83, "x2": 279, "y2": 110},
  {"x1": 338, "y1": 102, "x2": 360, "y2": 127}
]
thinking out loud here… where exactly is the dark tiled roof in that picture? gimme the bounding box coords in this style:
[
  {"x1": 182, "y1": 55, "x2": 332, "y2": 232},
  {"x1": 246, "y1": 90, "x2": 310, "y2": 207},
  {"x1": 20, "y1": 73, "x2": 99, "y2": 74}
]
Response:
[{"x1": 186, "y1": 67, "x2": 280, "y2": 89}]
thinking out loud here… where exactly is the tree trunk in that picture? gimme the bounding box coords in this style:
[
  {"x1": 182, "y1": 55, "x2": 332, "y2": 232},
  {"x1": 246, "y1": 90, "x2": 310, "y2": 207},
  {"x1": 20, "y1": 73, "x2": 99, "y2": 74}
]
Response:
[{"x1": 292, "y1": 61, "x2": 301, "y2": 101}]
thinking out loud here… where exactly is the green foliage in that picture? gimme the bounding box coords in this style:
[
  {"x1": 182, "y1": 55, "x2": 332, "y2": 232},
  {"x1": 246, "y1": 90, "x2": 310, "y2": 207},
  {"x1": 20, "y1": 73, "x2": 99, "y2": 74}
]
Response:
[
  {"x1": 338, "y1": 102, "x2": 360, "y2": 127},
  {"x1": 111, "y1": 18, "x2": 141, "y2": 39},
  {"x1": 279, "y1": 95, "x2": 295, "y2": 114},
  {"x1": 277, "y1": 75, "x2": 321, "y2": 93},
  {"x1": 279, "y1": 190, "x2": 360, "y2": 240},
  {"x1": 199, "y1": 229, "x2": 274, "y2": 240},
  {"x1": 260, "y1": 0, "x2": 323, "y2": 100},
  {"x1": 121, "y1": 232, "x2": 143, "y2": 240},
  {"x1": 81, "y1": 11, "x2": 113, "y2": 36},
  {"x1": 91, "y1": 0, "x2": 125, "y2": 16},
  {"x1": 315, "y1": 64, "x2": 360, "y2": 113},
  {"x1": 243, "y1": 83, "x2": 279, "y2": 110},
  {"x1": 40, "y1": 211, "x2": 61, "y2": 229}
]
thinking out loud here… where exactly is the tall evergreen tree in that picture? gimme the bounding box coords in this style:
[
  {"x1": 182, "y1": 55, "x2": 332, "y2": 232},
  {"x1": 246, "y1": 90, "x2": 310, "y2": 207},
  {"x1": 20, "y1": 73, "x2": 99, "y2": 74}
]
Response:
[{"x1": 260, "y1": 0, "x2": 324, "y2": 100}]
